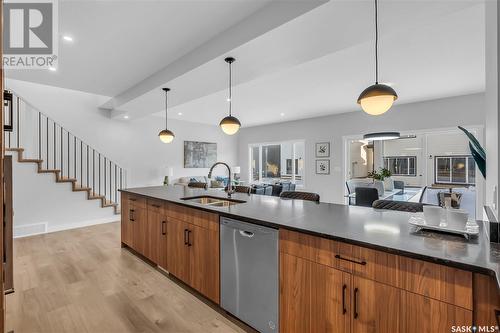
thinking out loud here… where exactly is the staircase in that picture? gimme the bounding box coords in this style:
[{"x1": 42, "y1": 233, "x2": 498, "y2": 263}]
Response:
[{"x1": 4, "y1": 91, "x2": 126, "y2": 214}]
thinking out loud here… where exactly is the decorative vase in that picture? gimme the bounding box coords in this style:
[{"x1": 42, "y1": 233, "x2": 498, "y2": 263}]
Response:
[{"x1": 383, "y1": 177, "x2": 394, "y2": 191}]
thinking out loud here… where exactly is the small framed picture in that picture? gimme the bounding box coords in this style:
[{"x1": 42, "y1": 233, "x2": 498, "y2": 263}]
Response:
[
  {"x1": 315, "y1": 142, "x2": 330, "y2": 157},
  {"x1": 316, "y1": 159, "x2": 330, "y2": 175}
]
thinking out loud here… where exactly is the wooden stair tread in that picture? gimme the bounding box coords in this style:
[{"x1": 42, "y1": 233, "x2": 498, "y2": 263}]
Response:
[
  {"x1": 102, "y1": 201, "x2": 118, "y2": 207},
  {"x1": 39, "y1": 169, "x2": 61, "y2": 173},
  {"x1": 73, "y1": 185, "x2": 91, "y2": 191},
  {"x1": 19, "y1": 159, "x2": 43, "y2": 163},
  {"x1": 57, "y1": 177, "x2": 77, "y2": 183},
  {"x1": 6, "y1": 148, "x2": 24, "y2": 152}
]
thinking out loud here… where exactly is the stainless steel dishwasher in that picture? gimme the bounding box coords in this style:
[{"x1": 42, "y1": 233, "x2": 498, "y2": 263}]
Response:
[{"x1": 220, "y1": 217, "x2": 279, "y2": 333}]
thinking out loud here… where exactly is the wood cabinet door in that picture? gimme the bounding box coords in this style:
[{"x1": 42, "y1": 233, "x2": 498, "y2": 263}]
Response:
[
  {"x1": 166, "y1": 218, "x2": 190, "y2": 283},
  {"x1": 188, "y1": 224, "x2": 219, "y2": 304},
  {"x1": 120, "y1": 194, "x2": 133, "y2": 247},
  {"x1": 311, "y1": 262, "x2": 350, "y2": 333},
  {"x1": 131, "y1": 207, "x2": 147, "y2": 255},
  {"x1": 404, "y1": 292, "x2": 472, "y2": 333},
  {"x1": 145, "y1": 209, "x2": 161, "y2": 264},
  {"x1": 280, "y1": 253, "x2": 312, "y2": 333},
  {"x1": 280, "y1": 253, "x2": 349, "y2": 333},
  {"x1": 351, "y1": 276, "x2": 402, "y2": 333}
]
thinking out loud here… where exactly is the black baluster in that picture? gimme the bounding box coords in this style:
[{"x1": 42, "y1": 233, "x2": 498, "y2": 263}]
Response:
[
  {"x1": 16, "y1": 97, "x2": 20, "y2": 148},
  {"x1": 38, "y1": 112, "x2": 41, "y2": 159},
  {"x1": 67, "y1": 132, "x2": 69, "y2": 179},
  {"x1": 46, "y1": 117, "x2": 49, "y2": 169},
  {"x1": 98, "y1": 153, "x2": 101, "y2": 196},
  {"x1": 80, "y1": 141, "x2": 83, "y2": 185},
  {"x1": 93, "y1": 150, "x2": 95, "y2": 195},
  {"x1": 104, "y1": 157, "x2": 107, "y2": 200},
  {"x1": 109, "y1": 160, "x2": 111, "y2": 202},
  {"x1": 86, "y1": 145, "x2": 89, "y2": 188},
  {"x1": 74, "y1": 136, "x2": 76, "y2": 179},
  {"x1": 114, "y1": 164, "x2": 117, "y2": 203},
  {"x1": 60, "y1": 127, "x2": 63, "y2": 177},
  {"x1": 53, "y1": 121, "x2": 55, "y2": 169}
]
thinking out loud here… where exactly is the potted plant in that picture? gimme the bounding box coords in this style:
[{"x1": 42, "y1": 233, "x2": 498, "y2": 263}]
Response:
[{"x1": 368, "y1": 168, "x2": 394, "y2": 190}]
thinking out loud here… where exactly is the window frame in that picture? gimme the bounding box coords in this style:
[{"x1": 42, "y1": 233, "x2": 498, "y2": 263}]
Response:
[
  {"x1": 248, "y1": 140, "x2": 305, "y2": 186},
  {"x1": 383, "y1": 156, "x2": 417, "y2": 177},
  {"x1": 434, "y1": 155, "x2": 475, "y2": 185}
]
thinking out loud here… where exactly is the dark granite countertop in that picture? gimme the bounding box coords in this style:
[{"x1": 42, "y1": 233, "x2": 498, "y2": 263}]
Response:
[{"x1": 121, "y1": 186, "x2": 500, "y2": 288}]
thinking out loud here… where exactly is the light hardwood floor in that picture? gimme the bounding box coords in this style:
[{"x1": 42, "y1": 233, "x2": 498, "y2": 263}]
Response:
[{"x1": 6, "y1": 222, "x2": 247, "y2": 333}]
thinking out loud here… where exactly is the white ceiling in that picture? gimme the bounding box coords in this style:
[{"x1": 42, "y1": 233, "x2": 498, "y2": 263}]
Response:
[
  {"x1": 5, "y1": 0, "x2": 274, "y2": 95},
  {"x1": 6, "y1": 0, "x2": 485, "y2": 128}
]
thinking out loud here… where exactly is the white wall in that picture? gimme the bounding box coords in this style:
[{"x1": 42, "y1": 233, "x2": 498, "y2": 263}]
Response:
[
  {"x1": 8, "y1": 154, "x2": 117, "y2": 237},
  {"x1": 238, "y1": 93, "x2": 485, "y2": 204},
  {"x1": 485, "y1": 0, "x2": 499, "y2": 218},
  {"x1": 6, "y1": 79, "x2": 238, "y2": 187}
]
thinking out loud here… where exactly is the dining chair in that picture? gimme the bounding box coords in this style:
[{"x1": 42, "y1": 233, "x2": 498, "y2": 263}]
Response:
[
  {"x1": 280, "y1": 191, "x2": 320, "y2": 203},
  {"x1": 372, "y1": 199, "x2": 427, "y2": 213},
  {"x1": 355, "y1": 187, "x2": 379, "y2": 207}
]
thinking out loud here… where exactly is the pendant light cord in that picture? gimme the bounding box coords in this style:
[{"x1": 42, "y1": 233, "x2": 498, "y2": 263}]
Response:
[
  {"x1": 374, "y1": 0, "x2": 379, "y2": 84},
  {"x1": 165, "y1": 90, "x2": 168, "y2": 129},
  {"x1": 228, "y1": 61, "x2": 232, "y2": 116}
]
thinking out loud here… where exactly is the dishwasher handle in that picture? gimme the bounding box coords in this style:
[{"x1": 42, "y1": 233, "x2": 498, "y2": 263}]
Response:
[{"x1": 239, "y1": 230, "x2": 254, "y2": 238}]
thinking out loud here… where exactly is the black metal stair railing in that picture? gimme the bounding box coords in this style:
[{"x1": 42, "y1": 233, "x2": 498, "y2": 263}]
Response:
[{"x1": 4, "y1": 91, "x2": 127, "y2": 208}]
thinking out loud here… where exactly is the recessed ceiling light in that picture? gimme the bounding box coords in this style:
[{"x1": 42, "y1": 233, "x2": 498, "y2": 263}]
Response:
[
  {"x1": 123, "y1": 115, "x2": 129, "y2": 119},
  {"x1": 63, "y1": 35, "x2": 73, "y2": 42},
  {"x1": 48, "y1": 66, "x2": 57, "y2": 71},
  {"x1": 178, "y1": 112, "x2": 183, "y2": 116},
  {"x1": 226, "y1": 98, "x2": 231, "y2": 102},
  {"x1": 280, "y1": 113, "x2": 285, "y2": 116}
]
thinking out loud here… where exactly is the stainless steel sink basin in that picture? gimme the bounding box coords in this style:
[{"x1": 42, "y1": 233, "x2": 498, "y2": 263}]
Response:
[{"x1": 181, "y1": 196, "x2": 246, "y2": 207}]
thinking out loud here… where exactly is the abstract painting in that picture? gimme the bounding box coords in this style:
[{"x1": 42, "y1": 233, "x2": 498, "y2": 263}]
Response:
[{"x1": 184, "y1": 141, "x2": 217, "y2": 168}]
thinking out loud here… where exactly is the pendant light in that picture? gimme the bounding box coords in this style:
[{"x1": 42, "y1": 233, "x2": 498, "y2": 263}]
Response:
[
  {"x1": 357, "y1": 0, "x2": 398, "y2": 115},
  {"x1": 363, "y1": 131, "x2": 400, "y2": 141},
  {"x1": 158, "y1": 88, "x2": 175, "y2": 143},
  {"x1": 219, "y1": 57, "x2": 241, "y2": 135}
]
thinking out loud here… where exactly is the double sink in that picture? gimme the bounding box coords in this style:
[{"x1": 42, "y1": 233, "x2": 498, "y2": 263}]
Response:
[{"x1": 181, "y1": 195, "x2": 246, "y2": 207}]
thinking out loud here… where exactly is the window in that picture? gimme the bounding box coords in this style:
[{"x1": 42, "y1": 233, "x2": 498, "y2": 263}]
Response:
[
  {"x1": 249, "y1": 141, "x2": 304, "y2": 186},
  {"x1": 383, "y1": 156, "x2": 417, "y2": 176},
  {"x1": 435, "y1": 156, "x2": 475, "y2": 185}
]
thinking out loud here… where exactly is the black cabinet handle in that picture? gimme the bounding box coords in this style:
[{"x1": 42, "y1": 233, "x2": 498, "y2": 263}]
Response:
[
  {"x1": 335, "y1": 254, "x2": 366, "y2": 266},
  {"x1": 342, "y1": 284, "x2": 347, "y2": 314},
  {"x1": 187, "y1": 230, "x2": 192, "y2": 247},
  {"x1": 184, "y1": 229, "x2": 188, "y2": 245},
  {"x1": 151, "y1": 204, "x2": 161, "y2": 208},
  {"x1": 161, "y1": 221, "x2": 166, "y2": 235},
  {"x1": 129, "y1": 209, "x2": 135, "y2": 222},
  {"x1": 354, "y1": 287, "x2": 359, "y2": 319},
  {"x1": 129, "y1": 198, "x2": 137, "y2": 202}
]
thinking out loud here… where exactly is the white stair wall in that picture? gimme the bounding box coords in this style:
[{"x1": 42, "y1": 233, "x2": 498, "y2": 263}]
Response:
[{"x1": 9, "y1": 153, "x2": 119, "y2": 238}]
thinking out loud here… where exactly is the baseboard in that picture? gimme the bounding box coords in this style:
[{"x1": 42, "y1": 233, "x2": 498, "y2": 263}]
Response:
[{"x1": 14, "y1": 216, "x2": 120, "y2": 238}]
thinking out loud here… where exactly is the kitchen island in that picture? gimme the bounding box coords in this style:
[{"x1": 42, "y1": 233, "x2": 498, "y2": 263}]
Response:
[{"x1": 120, "y1": 185, "x2": 500, "y2": 333}]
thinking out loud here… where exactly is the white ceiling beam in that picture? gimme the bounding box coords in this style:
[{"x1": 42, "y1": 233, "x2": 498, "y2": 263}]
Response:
[{"x1": 102, "y1": 0, "x2": 328, "y2": 117}]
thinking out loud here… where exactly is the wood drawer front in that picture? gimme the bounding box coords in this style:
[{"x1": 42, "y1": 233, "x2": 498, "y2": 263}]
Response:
[
  {"x1": 351, "y1": 246, "x2": 404, "y2": 289},
  {"x1": 165, "y1": 203, "x2": 219, "y2": 231},
  {"x1": 147, "y1": 199, "x2": 164, "y2": 213},
  {"x1": 279, "y1": 229, "x2": 353, "y2": 272},
  {"x1": 401, "y1": 257, "x2": 472, "y2": 310},
  {"x1": 128, "y1": 194, "x2": 146, "y2": 209}
]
